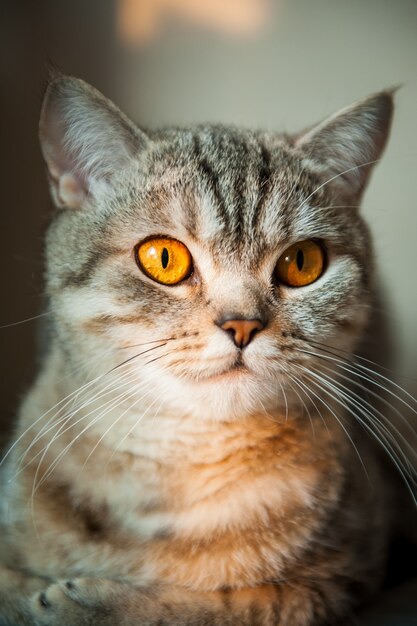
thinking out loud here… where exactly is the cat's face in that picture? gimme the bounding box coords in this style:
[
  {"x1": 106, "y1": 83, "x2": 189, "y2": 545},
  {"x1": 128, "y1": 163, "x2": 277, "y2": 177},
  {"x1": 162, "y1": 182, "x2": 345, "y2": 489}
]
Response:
[{"x1": 39, "y1": 76, "x2": 392, "y2": 420}]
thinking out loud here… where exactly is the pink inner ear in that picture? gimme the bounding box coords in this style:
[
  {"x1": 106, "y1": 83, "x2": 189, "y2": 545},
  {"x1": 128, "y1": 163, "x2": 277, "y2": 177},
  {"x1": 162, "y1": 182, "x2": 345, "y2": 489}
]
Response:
[
  {"x1": 55, "y1": 173, "x2": 86, "y2": 209},
  {"x1": 40, "y1": 94, "x2": 89, "y2": 209},
  {"x1": 39, "y1": 76, "x2": 150, "y2": 210}
]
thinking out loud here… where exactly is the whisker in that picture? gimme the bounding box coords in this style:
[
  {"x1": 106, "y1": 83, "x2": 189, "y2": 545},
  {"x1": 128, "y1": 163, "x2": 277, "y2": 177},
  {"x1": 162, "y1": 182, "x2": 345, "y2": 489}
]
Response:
[
  {"x1": 77, "y1": 380, "x2": 161, "y2": 476},
  {"x1": 144, "y1": 348, "x2": 181, "y2": 366},
  {"x1": 2, "y1": 364, "x2": 116, "y2": 467},
  {"x1": 32, "y1": 378, "x2": 148, "y2": 494},
  {"x1": 296, "y1": 366, "x2": 416, "y2": 504},
  {"x1": 116, "y1": 337, "x2": 176, "y2": 349},
  {"x1": 28, "y1": 380, "x2": 149, "y2": 536},
  {"x1": 303, "y1": 365, "x2": 417, "y2": 479},
  {"x1": 285, "y1": 375, "x2": 316, "y2": 438},
  {"x1": 316, "y1": 361, "x2": 417, "y2": 457},
  {"x1": 308, "y1": 339, "x2": 417, "y2": 384},
  {"x1": 15, "y1": 364, "x2": 141, "y2": 471},
  {"x1": 30, "y1": 346, "x2": 177, "y2": 493},
  {"x1": 14, "y1": 370, "x2": 142, "y2": 482},
  {"x1": 296, "y1": 159, "x2": 380, "y2": 211},
  {"x1": 102, "y1": 371, "x2": 183, "y2": 472},
  {"x1": 89, "y1": 359, "x2": 186, "y2": 472},
  {"x1": 277, "y1": 377, "x2": 289, "y2": 423},
  {"x1": 5, "y1": 342, "x2": 168, "y2": 469},
  {"x1": 17, "y1": 368, "x2": 142, "y2": 471},
  {"x1": 297, "y1": 355, "x2": 417, "y2": 463},
  {"x1": 295, "y1": 348, "x2": 417, "y2": 419},
  {"x1": 290, "y1": 368, "x2": 371, "y2": 484},
  {"x1": 111, "y1": 343, "x2": 168, "y2": 371},
  {"x1": 256, "y1": 397, "x2": 281, "y2": 425},
  {"x1": 0, "y1": 310, "x2": 53, "y2": 330}
]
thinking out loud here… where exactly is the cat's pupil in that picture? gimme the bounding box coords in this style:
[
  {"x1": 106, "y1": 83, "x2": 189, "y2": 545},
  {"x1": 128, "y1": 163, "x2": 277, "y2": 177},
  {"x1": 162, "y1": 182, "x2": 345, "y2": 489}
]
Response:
[
  {"x1": 296, "y1": 249, "x2": 304, "y2": 271},
  {"x1": 161, "y1": 248, "x2": 169, "y2": 269}
]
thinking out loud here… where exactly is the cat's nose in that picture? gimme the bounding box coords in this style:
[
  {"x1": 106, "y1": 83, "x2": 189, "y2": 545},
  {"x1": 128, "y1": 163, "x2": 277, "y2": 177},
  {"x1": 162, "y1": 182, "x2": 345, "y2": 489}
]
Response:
[{"x1": 218, "y1": 318, "x2": 265, "y2": 349}]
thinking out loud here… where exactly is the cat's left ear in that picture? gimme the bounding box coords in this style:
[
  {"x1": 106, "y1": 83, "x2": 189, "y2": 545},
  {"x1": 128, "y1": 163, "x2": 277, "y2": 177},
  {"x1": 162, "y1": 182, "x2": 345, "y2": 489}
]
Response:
[
  {"x1": 39, "y1": 73, "x2": 149, "y2": 209},
  {"x1": 295, "y1": 90, "x2": 395, "y2": 200}
]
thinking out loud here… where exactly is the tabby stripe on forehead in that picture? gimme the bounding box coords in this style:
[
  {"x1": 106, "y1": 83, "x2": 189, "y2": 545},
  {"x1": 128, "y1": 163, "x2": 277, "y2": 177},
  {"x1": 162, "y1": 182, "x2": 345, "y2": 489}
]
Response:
[
  {"x1": 181, "y1": 186, "x2": 199, "y2": 239},
  {"x1": 229, "y1": 133, "x2": 250, "y2": 241},
  {"x1": 251, "y1": 143, "x2": 273, "y2": 231},
  {"x1": 193, "y1": 134, "x2": 230, "y2": 231}
]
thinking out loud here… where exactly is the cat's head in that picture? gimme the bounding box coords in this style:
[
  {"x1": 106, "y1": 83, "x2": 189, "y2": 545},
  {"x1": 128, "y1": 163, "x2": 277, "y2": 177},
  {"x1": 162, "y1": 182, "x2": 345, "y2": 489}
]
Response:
[{"x1": 39, "y1": 75, "x2": 393, "y2": 421}]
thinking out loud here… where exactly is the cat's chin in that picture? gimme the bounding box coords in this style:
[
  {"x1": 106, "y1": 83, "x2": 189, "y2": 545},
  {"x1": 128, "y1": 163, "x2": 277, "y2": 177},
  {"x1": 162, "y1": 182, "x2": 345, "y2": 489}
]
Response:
[{"x1": 159, "y1": 367, "x2": 283, "y2": 422}]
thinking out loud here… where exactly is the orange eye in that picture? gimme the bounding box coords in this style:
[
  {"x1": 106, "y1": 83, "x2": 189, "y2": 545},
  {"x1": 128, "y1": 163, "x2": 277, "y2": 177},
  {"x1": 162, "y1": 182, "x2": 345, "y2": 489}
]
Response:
[
  {"x1": 275, "y1": 240, "x2": 325, "y2": 287},
  {"x1": 136, "y1": 237, "x2": 193, "y2": 285}
]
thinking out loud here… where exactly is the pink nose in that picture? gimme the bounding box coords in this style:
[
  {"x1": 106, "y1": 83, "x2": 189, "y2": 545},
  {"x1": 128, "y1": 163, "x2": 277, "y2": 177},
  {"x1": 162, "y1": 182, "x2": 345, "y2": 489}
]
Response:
[{"x1": 220, "y1": 319, "x2": 264, "y2": 348}]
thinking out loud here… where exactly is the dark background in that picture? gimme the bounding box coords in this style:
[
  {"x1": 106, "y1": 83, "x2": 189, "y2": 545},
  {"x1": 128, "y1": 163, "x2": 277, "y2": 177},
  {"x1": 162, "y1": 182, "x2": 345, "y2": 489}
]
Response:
[{"x1": 0, "y1": 1, "x2": 123, "y2": 436}]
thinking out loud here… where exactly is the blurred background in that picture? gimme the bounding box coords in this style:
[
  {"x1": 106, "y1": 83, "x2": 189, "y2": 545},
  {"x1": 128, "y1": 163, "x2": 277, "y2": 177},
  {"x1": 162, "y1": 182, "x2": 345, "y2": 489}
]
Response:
[{"x1": 1, "y1": 0, "x2": 416, "y2": 434}]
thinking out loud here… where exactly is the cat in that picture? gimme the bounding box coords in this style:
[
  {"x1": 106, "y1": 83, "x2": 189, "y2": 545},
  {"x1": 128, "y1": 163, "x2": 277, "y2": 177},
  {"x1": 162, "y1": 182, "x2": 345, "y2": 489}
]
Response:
[{"x1": 0, "y1": 73, "x2": 415, "y2": 626}]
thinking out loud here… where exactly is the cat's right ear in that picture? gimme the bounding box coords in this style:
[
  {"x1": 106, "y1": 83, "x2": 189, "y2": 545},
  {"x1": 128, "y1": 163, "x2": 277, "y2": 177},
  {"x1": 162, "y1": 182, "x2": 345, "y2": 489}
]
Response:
[
  {"x1": 39, "y1": 74, "x2": 149, "y2": 209},
  {"x1": 294, "y1": 90, "x2": 394, "y2": 201}
]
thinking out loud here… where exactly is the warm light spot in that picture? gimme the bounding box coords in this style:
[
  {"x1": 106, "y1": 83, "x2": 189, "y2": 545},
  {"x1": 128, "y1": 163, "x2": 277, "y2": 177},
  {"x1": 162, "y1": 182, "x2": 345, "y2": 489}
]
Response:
[{"x1": 118, "y1": 0, "x2": 271, "y2": 44}]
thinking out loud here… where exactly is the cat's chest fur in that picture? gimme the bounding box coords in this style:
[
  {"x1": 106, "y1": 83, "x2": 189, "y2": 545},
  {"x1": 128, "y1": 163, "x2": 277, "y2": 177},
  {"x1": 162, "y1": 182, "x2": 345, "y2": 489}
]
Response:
[
  {"x1": 14, "y1": 388, "x2": 348, "y2": 590},
  {"x1": 70, "y1": 413, "x2": 340, "y2": 537}
]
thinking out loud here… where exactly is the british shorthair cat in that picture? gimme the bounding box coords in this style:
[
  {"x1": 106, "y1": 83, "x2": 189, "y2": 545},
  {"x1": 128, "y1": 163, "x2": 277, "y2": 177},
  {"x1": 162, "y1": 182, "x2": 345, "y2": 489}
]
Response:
[{"x1": 0, "y1": 74, "x2": 415, "y2": 625}]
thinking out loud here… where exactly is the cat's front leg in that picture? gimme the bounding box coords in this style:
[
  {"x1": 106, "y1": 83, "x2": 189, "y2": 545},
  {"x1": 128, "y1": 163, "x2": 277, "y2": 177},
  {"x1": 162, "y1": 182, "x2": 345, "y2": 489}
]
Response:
[
  {"x1": 0, "y1": 564, "x2": 49, "y2": 626},
  {"x1": 31, "y1": 577, "x2": 347, "y2": 626}
]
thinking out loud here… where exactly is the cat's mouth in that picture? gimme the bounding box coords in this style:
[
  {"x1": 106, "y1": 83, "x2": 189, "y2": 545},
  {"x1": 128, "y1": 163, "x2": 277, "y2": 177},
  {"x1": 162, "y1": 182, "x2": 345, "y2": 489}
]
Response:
[{"x1": 200, "y1": 354, "x2": 250, "y2": 382}]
